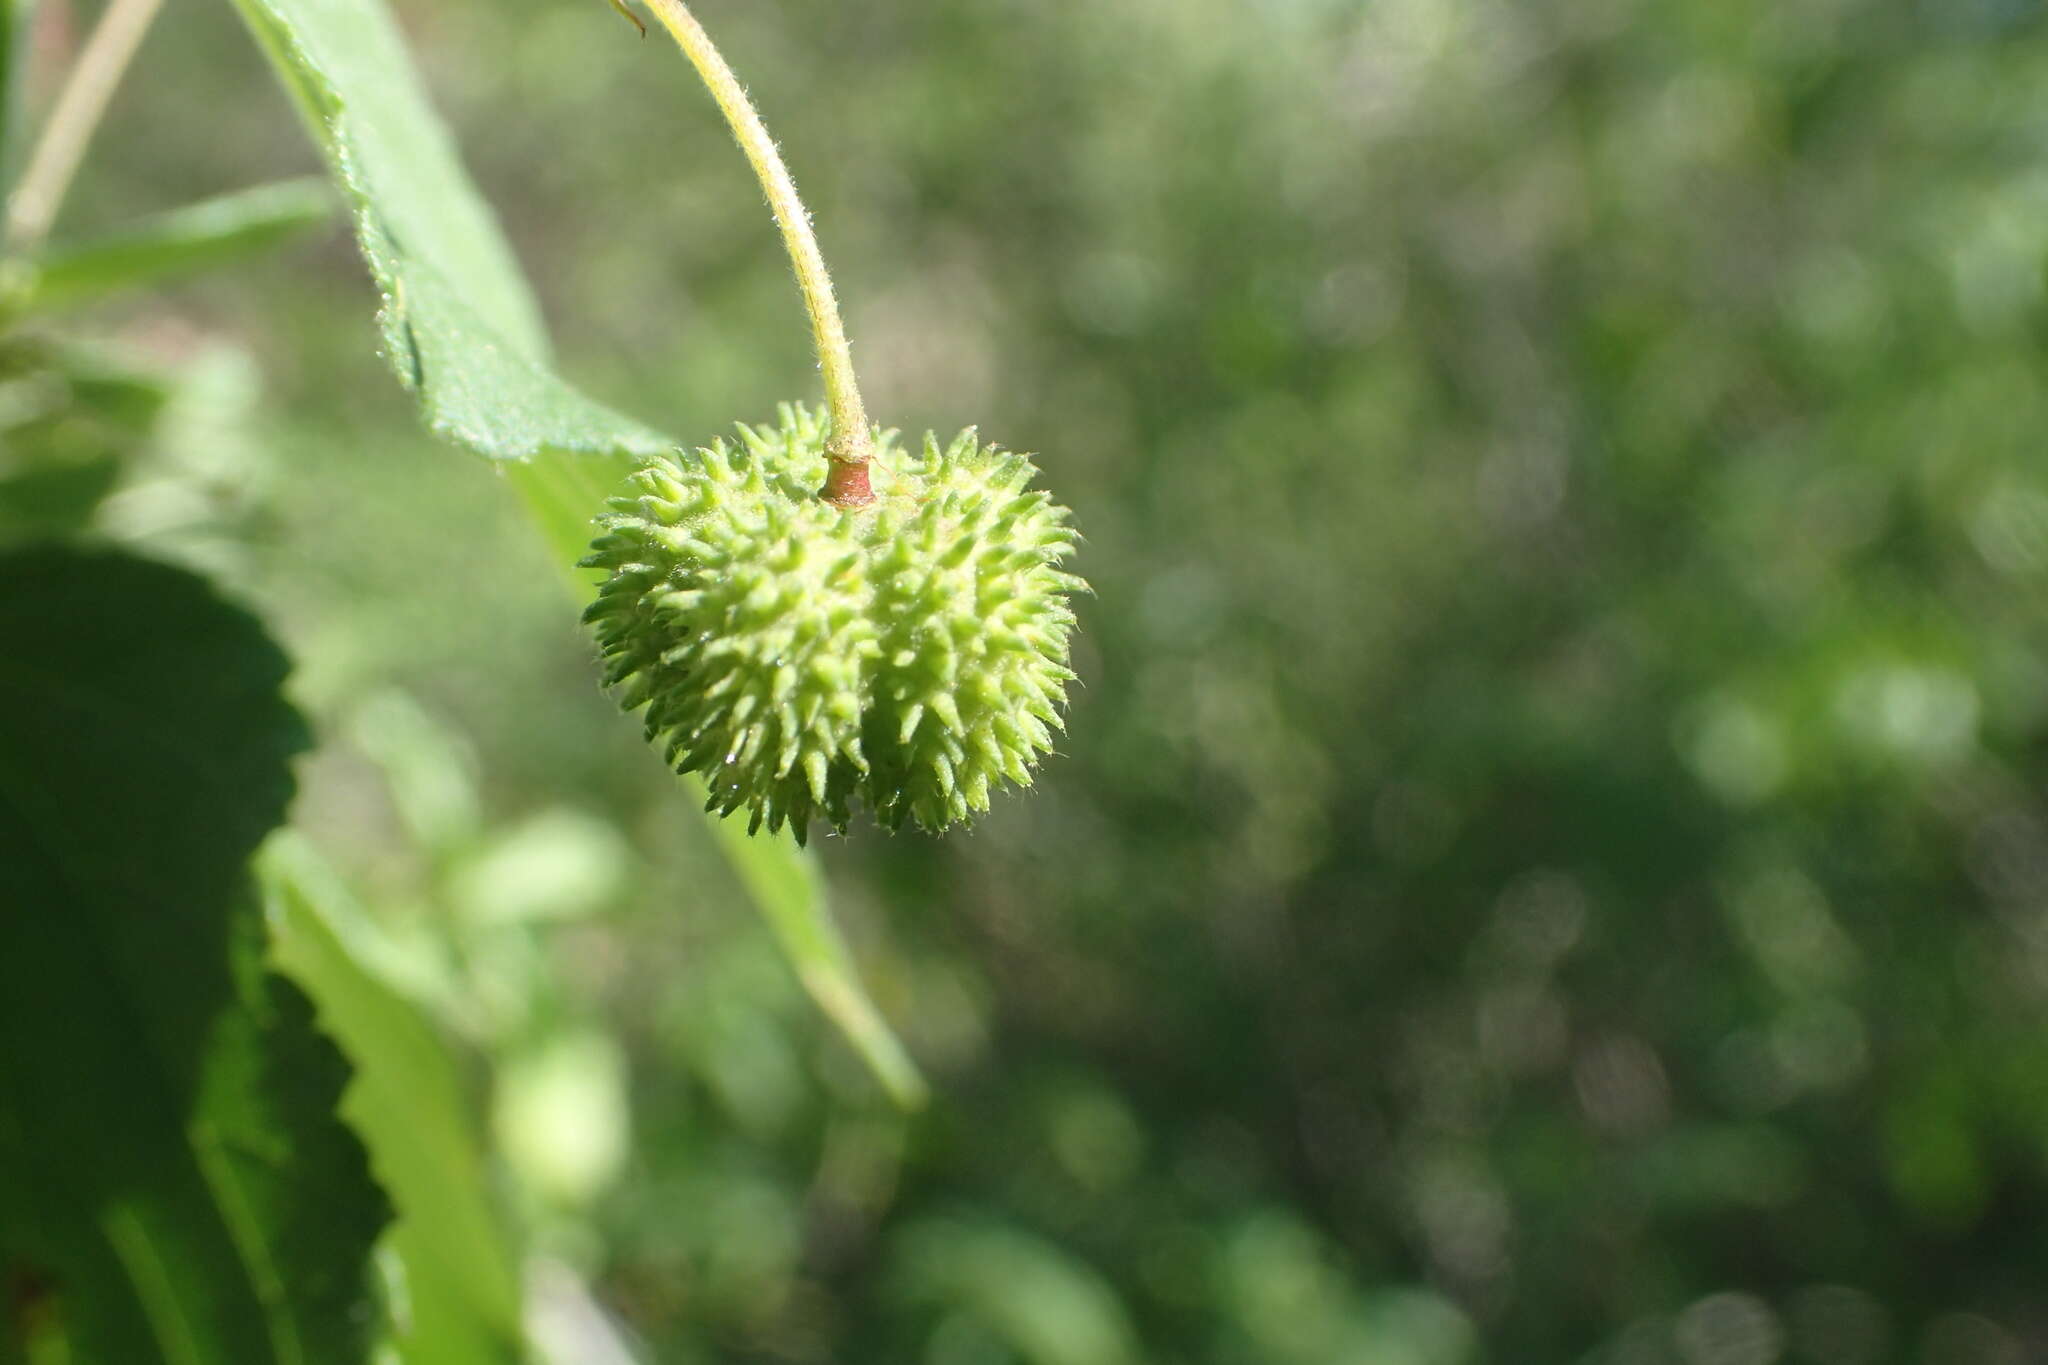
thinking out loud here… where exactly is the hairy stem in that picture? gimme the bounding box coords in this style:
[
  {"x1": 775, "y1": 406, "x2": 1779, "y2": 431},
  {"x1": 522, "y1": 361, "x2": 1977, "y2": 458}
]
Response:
[
  {"x1": 6, "y1": 0, "x2": 165, "y2": 252},
  {"x1": 639, "y1": 0, "x2": 876, "y2": 505}
]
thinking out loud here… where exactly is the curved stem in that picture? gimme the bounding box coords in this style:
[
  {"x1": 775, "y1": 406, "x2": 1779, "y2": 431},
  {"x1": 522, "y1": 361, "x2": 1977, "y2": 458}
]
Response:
[
  {"x1": 639, "y1": 0, "x2": 876, "y2": 504},
  {"x1": 7, "y1": 0, "x2": 166, "y2": 253}
]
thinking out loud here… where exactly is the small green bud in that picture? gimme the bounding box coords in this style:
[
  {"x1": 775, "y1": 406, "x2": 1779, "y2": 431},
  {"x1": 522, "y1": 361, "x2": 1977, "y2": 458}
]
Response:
[{"x1": 583, "y1": 402, "x2": 1083, "y2": 841}]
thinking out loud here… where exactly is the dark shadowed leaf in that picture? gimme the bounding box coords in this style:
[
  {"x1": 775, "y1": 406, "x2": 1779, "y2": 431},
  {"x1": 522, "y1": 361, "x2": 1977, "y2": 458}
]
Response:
[{"x1": 0, "y1": 545, "x2": 386, "y2": 1363}]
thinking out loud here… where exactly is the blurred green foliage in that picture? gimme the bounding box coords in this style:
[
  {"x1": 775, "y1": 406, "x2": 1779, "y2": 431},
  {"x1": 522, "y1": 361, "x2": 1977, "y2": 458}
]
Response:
[{"x1": 29, "y1": 0, "x2": 2048, "y2": 1359}]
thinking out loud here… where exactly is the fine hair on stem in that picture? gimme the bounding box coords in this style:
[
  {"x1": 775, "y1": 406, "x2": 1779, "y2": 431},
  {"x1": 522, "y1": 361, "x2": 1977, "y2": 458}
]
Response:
[{"x1": 636, "y1": 0, "x2": 877, "y2": 506}]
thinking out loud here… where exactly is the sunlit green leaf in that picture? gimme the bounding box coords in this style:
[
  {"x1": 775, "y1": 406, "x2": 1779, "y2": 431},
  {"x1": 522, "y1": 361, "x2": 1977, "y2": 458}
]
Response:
[
  {"x1": 262, "y1": 834, "x2": 525, "y2": 1365},
  {"x1": 225, "y1": 0, "x2": 665, "y2": 470}
]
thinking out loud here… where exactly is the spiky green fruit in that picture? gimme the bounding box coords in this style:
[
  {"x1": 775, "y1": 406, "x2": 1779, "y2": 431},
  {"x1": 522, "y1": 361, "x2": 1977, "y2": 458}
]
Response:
[{"x1": 582, "y1": 403, "x2": 1083, "y2": 841}]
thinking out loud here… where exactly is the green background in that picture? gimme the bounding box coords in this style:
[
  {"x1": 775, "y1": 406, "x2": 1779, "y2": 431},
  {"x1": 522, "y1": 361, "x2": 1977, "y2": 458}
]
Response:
[{"x1": 36, "y1": 0, "x2": 2048, "y2": 1359}]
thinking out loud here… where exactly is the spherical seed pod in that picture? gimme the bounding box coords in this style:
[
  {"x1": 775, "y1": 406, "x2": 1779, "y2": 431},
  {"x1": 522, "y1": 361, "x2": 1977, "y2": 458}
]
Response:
[{"x1": 583, "y1": 403, "x2": 1083, "y2": 841}]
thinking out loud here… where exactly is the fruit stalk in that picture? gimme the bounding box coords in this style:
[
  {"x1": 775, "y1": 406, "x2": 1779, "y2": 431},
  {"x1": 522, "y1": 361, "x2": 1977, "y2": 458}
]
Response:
[{"x1": 639, "y1": 0, "x2": 876, "y2": 505}]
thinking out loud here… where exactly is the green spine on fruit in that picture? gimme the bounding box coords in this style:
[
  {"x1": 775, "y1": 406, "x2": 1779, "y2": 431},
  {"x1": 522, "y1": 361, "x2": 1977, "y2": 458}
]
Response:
[{"x1": 582, "y1": 402, "x2": 1083, "y2": 841}]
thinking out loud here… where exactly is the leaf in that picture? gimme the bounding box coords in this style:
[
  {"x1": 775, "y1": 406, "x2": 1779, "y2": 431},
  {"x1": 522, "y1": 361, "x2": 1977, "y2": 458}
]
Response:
[
  {"x1": 231, "y1": 0, "x2": 925, "y2": 1106},
  {"x1": 224, "y1": 0, "x2": 667, "y2": 470},
  {"x1": 261, "y1": 834, "x2": 525, "y2": 1365},
  {"x1": 0, "y1": 545, "x2": 386, "y2": 1363},
  {"x1": 15, "y1": 178, "x2": 333, "y2": 316}
]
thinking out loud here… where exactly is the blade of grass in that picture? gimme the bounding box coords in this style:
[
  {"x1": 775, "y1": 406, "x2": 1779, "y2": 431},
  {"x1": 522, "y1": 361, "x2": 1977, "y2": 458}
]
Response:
[
  {"x1": 706, "y1": 807, "x2": 928, "y2": 1109},
  {"x1": 16, "y1": 177, "x2": 331, "y2": 314},
  {"x1": 6, "y1": 0, "x2": 164, "y2": 251}
]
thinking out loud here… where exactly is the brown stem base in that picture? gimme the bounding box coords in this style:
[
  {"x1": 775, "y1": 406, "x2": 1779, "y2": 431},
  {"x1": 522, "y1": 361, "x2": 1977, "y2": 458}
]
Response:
[{"x1": 821, "y1": 457, "x2": 875, "y2": 507}]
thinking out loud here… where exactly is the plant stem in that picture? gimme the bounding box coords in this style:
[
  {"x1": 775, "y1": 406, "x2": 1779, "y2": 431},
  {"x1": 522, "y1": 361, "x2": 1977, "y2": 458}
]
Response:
[
  {"x1": 639, "y1": 0, "x2": 876, "y2": 506},
  {"x1": 6, "y1": 0, "x2": 165, "y2": 253}
]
